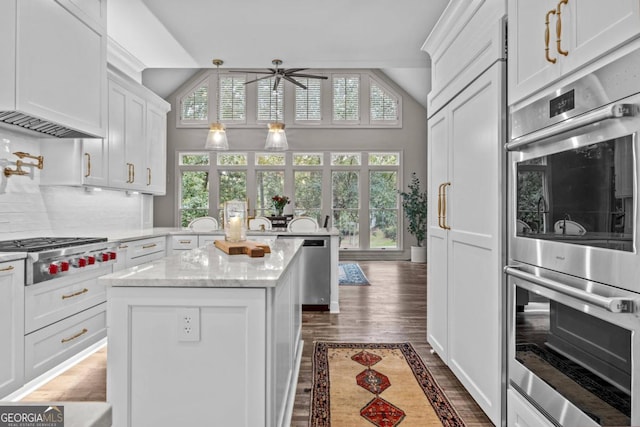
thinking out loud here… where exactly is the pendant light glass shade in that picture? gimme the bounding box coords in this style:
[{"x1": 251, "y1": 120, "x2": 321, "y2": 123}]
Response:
[
  {"x1": 205, "y1": 122, "x2": 229, "y2": 150},
  {"x1": 265, "y1": 122, "x2": 288, "y2": 151},
  {"x1": 205, "y1": 58, "x2": 229, "y2": 150}
]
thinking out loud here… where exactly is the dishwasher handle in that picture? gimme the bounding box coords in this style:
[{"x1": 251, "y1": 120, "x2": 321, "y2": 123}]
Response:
[{"x1": 303, "y1": 239, "x2": 326, "y2": 247}]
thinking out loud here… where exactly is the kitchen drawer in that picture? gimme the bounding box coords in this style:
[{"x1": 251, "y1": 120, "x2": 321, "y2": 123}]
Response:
[
  {"x1": 171, "y1": 235, "x2": 198, "y2": 251},
  {"x1": 124, "y1": 236, "x2": 166, "y2": 268},
  {"x1": 25, "y1": 269, "x2": 108, "y2": 334},
  {"x1": 24, "y1": 303, "x2": 106, "y2": 381},
  {"x1": 198, "y1": 235, "x2": 218, "y2": 247}
]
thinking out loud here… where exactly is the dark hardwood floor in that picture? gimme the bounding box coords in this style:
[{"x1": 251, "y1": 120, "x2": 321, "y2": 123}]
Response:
[
  {"x1": 20, "y1": 260, "x2": 493, "y2": 426},
  {"x1": 292, "y1": 260, "x2": 493, "y2": 426}
]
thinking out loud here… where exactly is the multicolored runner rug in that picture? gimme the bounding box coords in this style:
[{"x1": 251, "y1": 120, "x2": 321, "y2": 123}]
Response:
[
  {"x1": 338, "y1": 263, "x2": 370, "y2": 285},
  {"x1": 310, "y1": 342, "x2": 465, "y2": 426}
]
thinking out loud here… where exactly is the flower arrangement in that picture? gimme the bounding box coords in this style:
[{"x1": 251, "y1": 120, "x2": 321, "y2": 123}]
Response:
[{"x1": 271, "y1": 195, "x2": 290, "y2": 216}]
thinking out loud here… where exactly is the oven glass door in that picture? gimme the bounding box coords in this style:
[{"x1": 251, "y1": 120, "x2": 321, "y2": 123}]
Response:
[
  {"x1": 509, "y1": 270, "x2": 635, "y2": 426},
  {"x1": 516, "y1": 136, "x2": 634, "y2": 251}
]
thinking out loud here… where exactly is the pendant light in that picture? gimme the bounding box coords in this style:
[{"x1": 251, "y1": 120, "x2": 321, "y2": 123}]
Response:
[
  {"x1": 264, "y1": 60, "x2": 288, "y2": 151},
  {"x1": 205, "y1": 59, "x2": 229, "y2": 150}
]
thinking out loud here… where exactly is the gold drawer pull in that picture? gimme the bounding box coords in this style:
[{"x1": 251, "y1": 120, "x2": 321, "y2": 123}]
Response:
[
  {"x1": 179, "y1": 240, "x2": 192, "y2": 244},
  {"x1": 142, "y1": 243, "x2": 157, "y2": 249},
  {"x1": 0, "y1": 265, "x2": 15, "y2": 272},
  {"x1": 61, "y1": 328, "x2": 88, "y2": 344},
  {"x1": 62, "y1": 288, "x2": 89, "y2": 300}
]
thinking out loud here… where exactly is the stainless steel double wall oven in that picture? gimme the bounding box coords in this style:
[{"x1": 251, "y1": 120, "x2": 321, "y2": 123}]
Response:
[{"x1": 506, "y1": 46, "x2": 640, "y2": 426}]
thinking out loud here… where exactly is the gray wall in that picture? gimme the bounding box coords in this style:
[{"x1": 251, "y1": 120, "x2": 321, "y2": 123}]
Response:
[{"x1": 153, "y1": 70, "x2": 427, "y2": 260}]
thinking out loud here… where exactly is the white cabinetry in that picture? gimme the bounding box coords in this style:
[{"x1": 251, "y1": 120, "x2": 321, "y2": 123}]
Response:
[
  {"x1": 0, "y1": 260, "x2": 24, "y2": 398},
  {"x1": 508, "y1": 0, "x2": 640, "y2": 104},
  {"x1": 107, "y1": 71, "x2": 170, "y2": 195},
  {"x1": 423, "y1": 1, "x2": 505, "y2": 424},
  {"x1": 0, "y1": 0, "x2": 107, "y2": 138},
  {"x1": 107, "y1": 257, "x2": 302, "y2": 427},
  {"x1": 40, "y1": 138, "x2": 109, "y2": 188},
  {"x1": 121, "y1": 236, "x2": 167, "y2": 268}
]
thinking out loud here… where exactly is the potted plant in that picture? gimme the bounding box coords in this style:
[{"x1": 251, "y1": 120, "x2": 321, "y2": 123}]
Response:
[{"x1": 398, "y1": 172, "x2": 428, "y2": 262}]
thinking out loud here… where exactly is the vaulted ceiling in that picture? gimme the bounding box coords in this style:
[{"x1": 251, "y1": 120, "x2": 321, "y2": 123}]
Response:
[{"x1": 107, "y1": 0, "x2": 449, "y2": 107}]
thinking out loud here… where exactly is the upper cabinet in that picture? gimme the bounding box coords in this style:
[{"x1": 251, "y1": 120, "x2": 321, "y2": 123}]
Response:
[
  {"x1": 107, "y1": 70, "x2": 170, "y2": 195},
  {"x1": 0, "y1": 0, "x2": 107, "y2": 139},
  {"x1": 422, "y1": 0, "x2": 506, "y2": 115},
  {"x1": 508, "y1": 0, "x2": 640, "y2": 104}
]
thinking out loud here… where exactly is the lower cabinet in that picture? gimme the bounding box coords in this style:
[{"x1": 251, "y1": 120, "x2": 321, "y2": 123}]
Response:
[
  {"x1": 107, "y1": 258, "x2": 301, "y2": 427},
  {"x1": 121, "y1": 236, "x2": 167, "y2": 268},
  {"x1": 24, "y1": 303, "x2": 106, "y2": 381},
  {"x1": 507, "y1": 388, "x2": 555, "y2": 427},
  {"x1": 0, "y1": 260, "x2": 24, "y2": 398}
]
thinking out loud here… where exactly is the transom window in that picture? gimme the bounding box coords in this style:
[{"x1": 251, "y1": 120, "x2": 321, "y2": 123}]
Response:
[{"x1": 176, "y1": 70, "x2": 401, "y2": 128}]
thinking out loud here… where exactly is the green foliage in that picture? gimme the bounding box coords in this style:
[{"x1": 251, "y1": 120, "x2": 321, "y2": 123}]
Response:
[{"x1": 398, "y1": 173, "x2": 428, "y2": 247}]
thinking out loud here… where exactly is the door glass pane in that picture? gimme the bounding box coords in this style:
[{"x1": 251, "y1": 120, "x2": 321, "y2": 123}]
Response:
[
  {"x1": 370, "y1": 171, "x2": 398, "y2": 248},
  {"x1": 218, "y1": 170, "x2": 246, "y2": 220},
  {"x1": 256, "y1": 170, "x2": 285, "y2": 216},
  {"x1": 180, "y1": 170, "x2": 209, "y2": 227},
  {"x1": 294, "y1": 171, "x2": 323, "y2": 222},
  {"x1": 332, "y1": 171, "x2": 359, "y2": 248}
]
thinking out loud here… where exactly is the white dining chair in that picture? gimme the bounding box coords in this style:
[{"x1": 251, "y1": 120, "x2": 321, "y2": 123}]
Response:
[
  {"x1": 249, "y1": 216, "x2": 272, "y2": 231},
  {"x1": 287, "y1": 216, "x2": 319, "y2": 232},
  {"x1": 187, "y1": 216, "x2": 219, "y2": 232}
]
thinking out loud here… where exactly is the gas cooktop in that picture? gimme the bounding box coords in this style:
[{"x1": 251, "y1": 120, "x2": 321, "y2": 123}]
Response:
[{"x1": 0, "y1": 237, "x2": 108, "y2": 252}]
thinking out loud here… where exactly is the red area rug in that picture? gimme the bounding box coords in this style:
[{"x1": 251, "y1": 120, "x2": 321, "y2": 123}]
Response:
[{"x1": 310, "y1": 342, "x2": 465, "y2": 427}]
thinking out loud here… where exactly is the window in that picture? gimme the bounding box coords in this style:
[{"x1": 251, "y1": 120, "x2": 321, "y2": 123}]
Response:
[
  {"x1": 332, "y1": 75, "x2": 360, "y2": 123},
  {"x1": 257, "y1": 78, "x2": 284, "y2": 121},
  {"x1": 179, "y1": 80, "x2": 208, "y2": 123},
  {"x1": 370, "y1": 80, "x2": 398, "y2": 122},
  {"x1": 295, "y1": 78, "x2": 322, "y2": 122},
  {"x1": 219, "y1": 75, "x2": 246, "y2": 122},
  {"x1": 177, "y1": 70, "x2": 401, "y2": 128},
  {"x1": 177, "y1": 151, "x2": 402, "y2": 251}
]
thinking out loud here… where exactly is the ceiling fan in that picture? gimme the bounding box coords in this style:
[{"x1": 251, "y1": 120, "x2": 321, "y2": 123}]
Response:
[{"x1": 229, "y1": 59, "x2": 328, "y2": 91}]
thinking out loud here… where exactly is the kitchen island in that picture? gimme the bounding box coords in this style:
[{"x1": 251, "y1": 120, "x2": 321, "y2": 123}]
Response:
[{"x1": 101, "y1": 238, "x2": 304, "y2": 427}]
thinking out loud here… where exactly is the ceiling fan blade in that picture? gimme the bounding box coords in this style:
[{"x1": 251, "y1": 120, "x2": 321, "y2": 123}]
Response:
[
  {"x1": 273, "y1": 75, "x2": 282, "y2": 91},
  {"x1": 283, "y1": 75, "x2": 307, "y2": 90},
  {"x1": 282, "y1": 68, "x2": 308, "y2": 74},
  {"x1": 228, "y1": 69, "x2": 274, "y2": 74},
  {"x1": 287, "y1": 73, "x2": 328, "y2": 80},
  {"x1": 245, "y1": 74, "x2": 277, "y2": 85}
]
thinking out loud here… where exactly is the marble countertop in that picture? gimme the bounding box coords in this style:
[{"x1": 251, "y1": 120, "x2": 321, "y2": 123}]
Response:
[
  {"x1": 110, "y1": 227, "x2": 339, "y2": 242},
  {"x1": 0, "y1": 252, "x2": 27, "y2": 262},
  {"x1": 101, "y1": 238, "x2": 303, "y2": 288}
]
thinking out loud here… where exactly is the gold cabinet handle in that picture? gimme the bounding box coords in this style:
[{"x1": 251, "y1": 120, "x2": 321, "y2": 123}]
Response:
[
  {"x1": 545, "y1": 9, "x2": 557, "y2": 64},
  {"x1": 126, "y1": 163, "x2": 133, "y2": 183},
  {"x1": 131, "y1": 164, "x2": 135, "y2": 182},
  {"x1": 556, "y1": 0, "x2": 569, "y2": 56},
  {"x1": 441, "y1": 182, "x2": 451, "y2": 230},
  {"x1": 142, "y1": 243, "x2": 157, "y2": 249},
  {"x1": 179, "y1": 240, "x2": 192, "y2": 244},
  {"x1": 0, "y1": 265, "x2": 15, "y2": 272},
  {"x1": 437, "y1": 183, "x2": 444, "y2": 229},
  {"x1": 61, "y1": 288, "x2": 89, "y2": 300},
  {"x1": 84, "y1": 153, "x2": 91, "y2": 178},
  {"x1": 61, "y1": 328, "x2": 88, "y2": 344},
  {"x1": 147, "y1": 167, "x2": 151, "y2": 186}
]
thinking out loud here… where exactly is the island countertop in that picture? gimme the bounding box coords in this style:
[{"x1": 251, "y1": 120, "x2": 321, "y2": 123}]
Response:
[{"x1": 100, "y1": 238, "x2": 303, "y2": 288}]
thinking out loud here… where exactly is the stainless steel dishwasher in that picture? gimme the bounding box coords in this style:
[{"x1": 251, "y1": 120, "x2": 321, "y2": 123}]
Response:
[{"x1": 277, "y1": 235, "x2": 331, "y2": 310}]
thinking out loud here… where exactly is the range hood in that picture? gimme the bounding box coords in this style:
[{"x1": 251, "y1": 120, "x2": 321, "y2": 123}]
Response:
[{"x1": 0, "y1": 111, "x2": 99, "y2": 139}]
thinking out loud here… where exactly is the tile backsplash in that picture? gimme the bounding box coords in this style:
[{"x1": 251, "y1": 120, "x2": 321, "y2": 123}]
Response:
[{"x1": 0, "y1": 127, "x2": 151, "y2": 239}]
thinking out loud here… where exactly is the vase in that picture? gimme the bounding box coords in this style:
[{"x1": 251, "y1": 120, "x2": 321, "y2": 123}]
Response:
[{"x1": 275, "y1": 208, "x2": 283, "y2": 217}]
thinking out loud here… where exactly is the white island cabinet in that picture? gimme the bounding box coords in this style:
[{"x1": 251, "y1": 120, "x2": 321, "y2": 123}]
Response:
[{"x1": 102, "y1": 239, "x2": 303, "y2": 427}]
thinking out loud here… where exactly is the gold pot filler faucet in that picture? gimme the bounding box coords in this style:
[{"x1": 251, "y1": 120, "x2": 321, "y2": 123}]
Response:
[{"x1": 3, "y1": 151, "x2": 44, "y2": 177}]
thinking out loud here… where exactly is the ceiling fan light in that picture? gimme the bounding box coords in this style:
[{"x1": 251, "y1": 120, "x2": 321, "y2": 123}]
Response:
[
  {"x1": 205, "y1": 122, "x2": 229, "y2": 150},
  {"x1": 265, "y1": 122, "x2": 288, "y2": 151}
]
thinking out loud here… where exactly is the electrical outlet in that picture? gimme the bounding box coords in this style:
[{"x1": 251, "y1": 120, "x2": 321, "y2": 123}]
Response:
[{"x1": 177, "y1": 307, "x2": 200, "y2": 342}]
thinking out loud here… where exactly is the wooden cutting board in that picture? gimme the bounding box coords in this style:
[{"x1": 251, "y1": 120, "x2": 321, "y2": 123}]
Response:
[{"x1": 213, "y1": 239, "x2": 271, "y2": 257}]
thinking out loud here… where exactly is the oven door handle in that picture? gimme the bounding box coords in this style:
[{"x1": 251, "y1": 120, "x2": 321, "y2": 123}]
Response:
[
  {"x1": 505, "y1": 103, "x2": 637, "y2": 151},
  {"x1": 504, "y1": 266, "x2": 635, "y2": 313}
]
